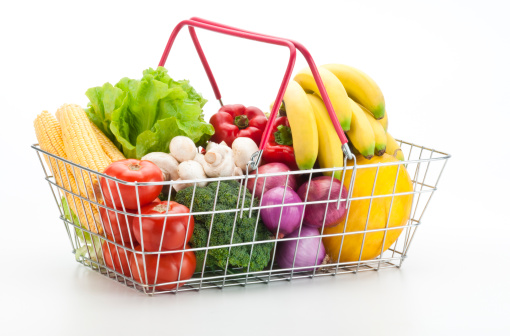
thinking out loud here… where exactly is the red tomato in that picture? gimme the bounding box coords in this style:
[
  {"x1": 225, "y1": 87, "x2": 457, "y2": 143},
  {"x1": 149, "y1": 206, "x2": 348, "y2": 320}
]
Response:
[
  {"x1": 129, "y1": 245, "x2": 196, "y2": 291},
  {"x1": 100, "y1": 159, "x2": 163, "y2": 210},
  {"x1": 133, "y1": 201, "x2": 194, "y2": 251},
  {"x1": 100, "y1": 206, "x2": 137, "y2": 243},
  {"x1": 102, "y1": 240, "x2": 138, "y2": 277}
]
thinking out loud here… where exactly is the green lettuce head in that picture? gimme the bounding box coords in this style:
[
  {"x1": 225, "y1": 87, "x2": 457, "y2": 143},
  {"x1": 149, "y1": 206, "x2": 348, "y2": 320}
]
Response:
[{"x1": 85, "y1": 67, "x2": 214, "y2": 159}]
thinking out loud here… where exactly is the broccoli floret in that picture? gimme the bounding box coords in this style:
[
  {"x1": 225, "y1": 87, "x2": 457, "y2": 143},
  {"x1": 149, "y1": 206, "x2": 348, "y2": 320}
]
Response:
[{"x1": 175, "y1": 180, "x2": 273, "y2": 272}]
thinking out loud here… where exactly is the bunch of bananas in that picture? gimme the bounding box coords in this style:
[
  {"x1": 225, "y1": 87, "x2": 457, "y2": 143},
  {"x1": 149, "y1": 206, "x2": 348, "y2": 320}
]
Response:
[{"x1": 281, "y1": 64, "x2": 404, "y2": 175}]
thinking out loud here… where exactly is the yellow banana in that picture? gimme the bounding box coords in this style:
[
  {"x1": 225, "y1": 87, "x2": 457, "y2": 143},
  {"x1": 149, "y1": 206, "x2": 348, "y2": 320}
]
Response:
[
  {"x1": 306, "y1": 94, "x2": 343, "y2": 180},
  {"x1": 293, "y1": 67, "x2": 352, "y2": 131},
  {"x1": 346, "y1": 135, "x2": 360, "y2": 156},
  {"x1": 347, "y1": 98, "x2": 375, "y2": 159},
  {"x1": 357, "y1": 103, "x2": 387, "y2": 156},
  {"x1": 283, "y1": 80, "x2": 319, "y2": 170},
  {"x1": 322, "y1": 64, "x2": 385, "y2": 120},
  {"x1": 377, "y1": 109, "x2": 388, "y2": 131},
  {"x1": 386, "y1": 132, "x2": 405, "y2": 161}
]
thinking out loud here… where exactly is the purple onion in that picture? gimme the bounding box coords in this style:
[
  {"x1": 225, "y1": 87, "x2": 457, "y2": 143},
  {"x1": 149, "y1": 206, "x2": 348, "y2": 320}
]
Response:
[
  {"x1": 297, "y1": 176, "x2": 348, "y2": 228},
  {"x1": 247, "y1": 162, "x2": 298, "y2": 199},
  {"x1": 276, "y1": 226, "x2": 326, "y2": 271},
  {"x1": 260, "y1": 186, "x2": 303, "y2": 238}
]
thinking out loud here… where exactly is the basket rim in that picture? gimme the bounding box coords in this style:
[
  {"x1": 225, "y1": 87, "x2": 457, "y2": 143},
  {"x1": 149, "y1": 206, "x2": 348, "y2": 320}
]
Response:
[{"x1": 31, "y1": 139, "x2": 451, "y2": 187}]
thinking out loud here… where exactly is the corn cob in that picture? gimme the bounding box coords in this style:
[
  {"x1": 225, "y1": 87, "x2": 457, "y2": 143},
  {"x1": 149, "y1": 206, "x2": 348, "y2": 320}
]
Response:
[
  {"x1": 90, "y1": 122, "x2": 126, "y2": 161},
  {"x1": 34, "y1": 111, "x2": 103, "y2": 234},
  {"x1": 56, "y1": 104, "x2": 111, "y2": 199}
]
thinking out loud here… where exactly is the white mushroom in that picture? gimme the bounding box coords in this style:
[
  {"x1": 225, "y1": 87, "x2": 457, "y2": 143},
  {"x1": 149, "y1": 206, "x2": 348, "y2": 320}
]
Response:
[
  {"x1": 233, "y1": 166, "x2": 243, "y2": 176},
  {"x1": 172, "y1": 179, "x2": 186, "y2": 192},
  {"x1": 141, "y1": 152, "x2": 179, "y2": 181},
  {"x1": 198, "y1": 141, "x2": 236, "y2": 177},
  {"x1": 232, "y1": 137, "x2": 259, "y2": 173},
  {"x1": 169, "y1": 136, "x2": 197, "y2": 162},
  {"x1": 194, "y1": 153, "x2": 206, "y2": 166},
  {"x1": 205, "y1": 141, "x2": 219, "y2": 152},
  {"x1": 172, "y1": 160, "x2": 208, "y2": 192}
]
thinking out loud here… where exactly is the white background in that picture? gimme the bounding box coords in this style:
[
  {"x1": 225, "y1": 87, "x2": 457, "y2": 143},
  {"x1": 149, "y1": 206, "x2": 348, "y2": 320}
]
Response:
[{"x1": 1, "y1": 0, "x2": 509, "y2": 335}]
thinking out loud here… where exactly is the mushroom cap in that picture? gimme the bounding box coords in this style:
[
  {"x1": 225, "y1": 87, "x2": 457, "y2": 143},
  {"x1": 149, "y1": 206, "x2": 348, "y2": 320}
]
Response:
[
  {"x1": 170, "y1": 136, "x2": 197, "y2": 162},
  {"x1": 141, "y1": 152, "x2": 179, "y2": 181}
]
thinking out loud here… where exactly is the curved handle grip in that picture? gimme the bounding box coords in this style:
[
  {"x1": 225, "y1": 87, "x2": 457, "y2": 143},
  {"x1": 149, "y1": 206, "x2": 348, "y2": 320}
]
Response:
[
  {"x1": 188, "y1": 18, "x2": 350, "y2": 148},
  {"x1": 158, "y1": 19, "x2": 296, "y2": 153},
  {"x1": 158, "y1": 18, "x2": 352, "y2": 159}
]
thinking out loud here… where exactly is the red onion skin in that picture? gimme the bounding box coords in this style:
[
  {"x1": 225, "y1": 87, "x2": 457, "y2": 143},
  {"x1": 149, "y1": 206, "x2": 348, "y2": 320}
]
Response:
[
  {"x1": 247, "y1": 163, "x2": 298, "y2": 199},
  {"x1": 260, "y1": 186, "x2": 303, "y2": 238},
  {"x1": 297, "y1": 176, "x2": 348, "y2": 229},
  {"x1": 276, "y1": 226, "x2": 326, "y2": 271}
]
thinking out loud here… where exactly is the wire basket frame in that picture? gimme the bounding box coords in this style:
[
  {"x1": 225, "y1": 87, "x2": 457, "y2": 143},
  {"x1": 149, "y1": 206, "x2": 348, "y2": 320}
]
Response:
[{"x1": 32, "y1": 139, "x2": 449, "y2": 296}]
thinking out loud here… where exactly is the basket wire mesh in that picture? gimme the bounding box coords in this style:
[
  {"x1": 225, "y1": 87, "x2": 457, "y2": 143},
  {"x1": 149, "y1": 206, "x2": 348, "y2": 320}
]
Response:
[{"x1": 33, "y1": 139, "x2": 449, "y2": 295}]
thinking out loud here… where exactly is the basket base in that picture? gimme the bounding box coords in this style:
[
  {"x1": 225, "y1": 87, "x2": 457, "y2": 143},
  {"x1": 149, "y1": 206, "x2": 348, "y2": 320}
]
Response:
[{"x1": 77, "y1": 254, "x2": 403, "y2": 296}]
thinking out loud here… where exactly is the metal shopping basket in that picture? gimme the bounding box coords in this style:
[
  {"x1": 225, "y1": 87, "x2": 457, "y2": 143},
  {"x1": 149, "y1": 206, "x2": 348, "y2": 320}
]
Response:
[{"x1": 32, "y1": 18, "x2": 450, "y2": 295}]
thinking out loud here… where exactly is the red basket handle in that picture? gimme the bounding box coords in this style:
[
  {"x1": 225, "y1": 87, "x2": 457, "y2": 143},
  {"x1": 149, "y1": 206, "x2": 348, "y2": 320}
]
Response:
[
  {"x1": 158, "y1": 19, "x2": 295, "y2": 156},
  {"x1": 186, "y1": 18, "x2": 350, "y2": 148},
  {"x1": 158, "y1": 18, "x2": 353, "y2": 161}
]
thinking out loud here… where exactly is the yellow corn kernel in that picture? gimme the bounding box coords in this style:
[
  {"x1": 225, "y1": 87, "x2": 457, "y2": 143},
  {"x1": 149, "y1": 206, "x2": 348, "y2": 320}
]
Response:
[
  {"x1": 90, "y1": 122, "x2": 126, "y2": 162},
  {"x1": 56, "y1": 104, "x2": 111, "y2": 198},
  {"x1": 34, "y1": 111, "x2": 103, "y2": 234}
]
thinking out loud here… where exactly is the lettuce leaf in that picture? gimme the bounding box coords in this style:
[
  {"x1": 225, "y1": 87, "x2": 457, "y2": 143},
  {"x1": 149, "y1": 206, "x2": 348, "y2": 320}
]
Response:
[{"x1": 85, "y1": 67, "x2": 214, "y2": 159}]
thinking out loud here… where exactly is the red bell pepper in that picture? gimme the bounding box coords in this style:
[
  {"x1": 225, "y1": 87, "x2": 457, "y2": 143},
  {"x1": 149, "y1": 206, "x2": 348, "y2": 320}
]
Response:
[
  {"x1": 261, "y1": 116, "x2": 297, "y2": 170},
  {"x1": 209, "y1": 104, "x2": 268, "y2": 147}
]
